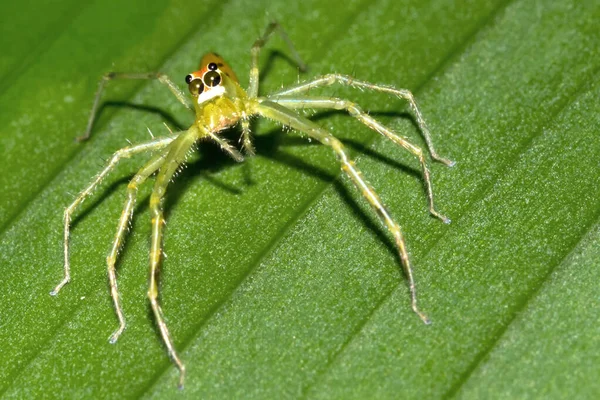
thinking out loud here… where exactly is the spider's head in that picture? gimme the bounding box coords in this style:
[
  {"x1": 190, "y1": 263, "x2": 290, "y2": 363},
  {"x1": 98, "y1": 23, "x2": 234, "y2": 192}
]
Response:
[{"x1": 185, "y1": 53, "x2": 240, "y2": 106}]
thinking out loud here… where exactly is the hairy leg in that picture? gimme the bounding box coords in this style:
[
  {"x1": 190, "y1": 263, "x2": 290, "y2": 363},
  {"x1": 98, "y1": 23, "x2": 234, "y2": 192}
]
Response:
[
  {"x1": 51, "y1": 136, "x2": 175, "y2": 296},
  {"x1": 256, "y1": 100, "x2": 431, "y2": 324},
  {"x1": 146, "y1": 130, "x2": 198, "y2": 388},
  {"x1": 106, "y1": 151, "x2": 170, "y2": 343},
  {"x1": 270, "y1": 74, "x2": 454, "y2": 166},
  {"x1": 271, "y1": 96, "x2": 450, "y2": 222},
  {"x1": 247, "y1": 21, "x2": 307, "y2": 99},
  {"x1": 242, "y1": 21, "x2": 307, "y2": 154},
  {"x1": 78, "y1": 72, "x2": 192, "y2": 142}
]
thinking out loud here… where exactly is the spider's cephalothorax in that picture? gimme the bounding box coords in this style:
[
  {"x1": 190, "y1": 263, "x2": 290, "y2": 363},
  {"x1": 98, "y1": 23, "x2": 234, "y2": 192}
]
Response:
[
  {"x1": 185, "y1": 53, "x2": 250, "y2": 133},
  {"x1": 51, "y1": 22, "x2": 455, "y2": 389}
]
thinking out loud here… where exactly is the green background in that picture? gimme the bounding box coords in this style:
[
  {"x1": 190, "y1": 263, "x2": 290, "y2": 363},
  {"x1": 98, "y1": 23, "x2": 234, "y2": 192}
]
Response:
[{"x1": 0, "y1": 0, "x2": 599, "y2": 398}]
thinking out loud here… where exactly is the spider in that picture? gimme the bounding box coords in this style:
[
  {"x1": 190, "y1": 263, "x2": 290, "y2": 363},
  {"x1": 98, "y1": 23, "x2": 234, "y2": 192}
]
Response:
[{"x1": 50, "y1": 22, "x2": 454, "y2": 388}]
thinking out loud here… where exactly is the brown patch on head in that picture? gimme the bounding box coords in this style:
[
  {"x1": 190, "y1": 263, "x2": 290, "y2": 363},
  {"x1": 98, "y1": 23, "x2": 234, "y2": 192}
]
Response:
[{"x1": 199, "y1": 53, "x2": 239, "y2": 83}]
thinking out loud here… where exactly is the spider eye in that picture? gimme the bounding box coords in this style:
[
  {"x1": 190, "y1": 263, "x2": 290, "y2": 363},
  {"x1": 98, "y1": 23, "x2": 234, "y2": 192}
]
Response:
[
  {"x1": 208, "y1": 62, "x2": 218, "y2": 71},
  {"x1": 185, "y1": 74, "x2": 193, "y2": 84},
  {"x1": 203, "y1": 70, "x2": 221, "y2": 87},
  {"x1": 187, "y1": 79, "x2": 204, "y2": 96}
]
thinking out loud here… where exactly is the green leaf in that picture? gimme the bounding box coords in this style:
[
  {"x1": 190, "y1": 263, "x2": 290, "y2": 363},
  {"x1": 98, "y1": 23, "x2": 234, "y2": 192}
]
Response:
[{"x1": 1, "y1": 0, "x2": 599, "y2": 398}]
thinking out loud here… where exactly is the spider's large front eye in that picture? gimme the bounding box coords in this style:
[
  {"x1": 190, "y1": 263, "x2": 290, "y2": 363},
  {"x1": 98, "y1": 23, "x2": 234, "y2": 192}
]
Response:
[
  {"x1": 187, "y1": 78, "x2": 204, "y2": 96},
  {"x1": 203, "y1": 70, "x2": 221, "y2": 87}
]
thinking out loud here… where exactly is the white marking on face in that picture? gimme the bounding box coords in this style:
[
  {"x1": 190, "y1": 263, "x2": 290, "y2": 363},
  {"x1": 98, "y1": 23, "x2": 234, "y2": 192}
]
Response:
[{"x1": 197, "y1": 85, "x2": 225, "y2": 105}]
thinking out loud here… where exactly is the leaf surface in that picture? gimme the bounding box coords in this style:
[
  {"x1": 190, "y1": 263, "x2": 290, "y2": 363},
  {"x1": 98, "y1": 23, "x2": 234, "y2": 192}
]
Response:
[{"x1": 0, "y1": 0, "x2": 599, "y2": 398}]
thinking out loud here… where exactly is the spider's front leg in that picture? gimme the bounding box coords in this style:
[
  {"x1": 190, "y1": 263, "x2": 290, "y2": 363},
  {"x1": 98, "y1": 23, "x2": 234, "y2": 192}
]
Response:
[
  {"x1": 271, "y1": 74, "x2": 455, "y2": 167},
  {"x1": 242, "y1": 21, "x2": 307, "y2": 155},
  {"x1": 51, "y1": 136, "x2": 175, "y2": 296},
  {"x1": 146, "y1": 128, "x2": 198, "y2": 389},
  {"x1": 270, "y1": 96, "x2": 450, "y2": 223},
  {"x1": 78, "y1": 72, "x2": 192, "y2": 142},
  {"x1": 248, "y1": 21, "x2": 307, "y2": 98},
  {"x1": 256, "y1": 101, "x2": 431, "y2": 324},
  {"x1": 106, "y1": 151, "x2": 171, "y2": 343}
]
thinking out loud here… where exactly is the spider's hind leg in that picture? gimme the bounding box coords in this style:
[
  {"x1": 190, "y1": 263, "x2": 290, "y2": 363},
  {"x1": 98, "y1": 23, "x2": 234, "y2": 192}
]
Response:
[
  {"x1": 256, "y1": 101, "x2": 431, "y2": 324},
  {"x1": 272, "y1": 74, "x2": 455, "y2": 166},
  {"x1": 271, "y1": 96, "x2": 450, "y2": 223}
]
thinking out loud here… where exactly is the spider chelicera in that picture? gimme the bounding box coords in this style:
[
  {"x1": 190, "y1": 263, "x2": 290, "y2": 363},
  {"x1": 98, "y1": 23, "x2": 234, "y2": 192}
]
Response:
[{"x1": 50, "y1": 22, "x2": 454, "y2": 388}]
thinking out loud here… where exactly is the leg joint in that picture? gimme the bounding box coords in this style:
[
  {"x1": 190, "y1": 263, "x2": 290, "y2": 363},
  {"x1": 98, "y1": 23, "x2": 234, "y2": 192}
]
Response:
[
  {"x1": 326, "y1": 136, "x2": 349, "y2": 163},
  {"x1": 251, "y1": 45, "x2": 262, "y2": 55},
  {"x1": 157, "y1": 73, "x2": 169, "y2": 83},
  {"x1": 323, "y1": 74, "x2": 338, "y2": 85},
  {"x1": 112, "y1": 149, "x2": 130, "y2": 161},
  {"x1": 397, "y1": 88, "x2": 414, "y2": 101},
  {"x1": 106, "y1": 255, "x2": 116, "y2": 266},
  {"x1": 127, "y1": 180, "x2": 140, "y2": 191},
  {"x1": 150, "y1": 190, "x2": 165, "y2": 204},
  {"x1": 64, "y1": 206, "x2": 74, "y2": 218},
  {"x1": 346, "y1": 102, "x2": 362, "y2": 116},
  {"x1": 147, "y1": 290, "x2": 157, "y2": 302}
]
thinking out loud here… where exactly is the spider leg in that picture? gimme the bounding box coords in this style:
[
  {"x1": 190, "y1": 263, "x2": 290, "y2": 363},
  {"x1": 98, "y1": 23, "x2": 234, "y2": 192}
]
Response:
[
  {"x1": 147, "y1": 129, "x2": 198, "y2": 389},
  {"x1": 51, "y1": 136, "x2": 175, "y2": 296},
  {"x1": 270, "y1": 74, "x2": 454, "y2": 166},
  {"x1": 243, "y1": 21, "x2": 307, "y2": 155},
  {"x1": 78, "y1": 72, "x2": 193, "y2": 142},
  {"x1": 240, "y1": 117, "x2": 255, "y2": 156},
  {"x1": 248, "y1": 21, "x2": 307, "y2": 98},
  {"x1": 255, "y1": 100, "x2": 430, "y2": 324},
  {"x1": 207, "y1": 130, "x2": 245, "y2": 162},
  {"x1": 106, "y1": 151, "x2": 170, "y2": 344},
  {"x1": 271, "y1": 97, "x2": 450, "y2": 223}
]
